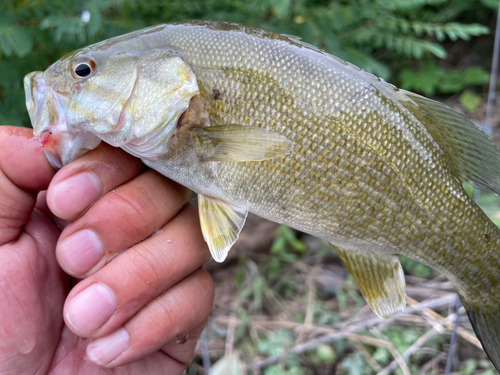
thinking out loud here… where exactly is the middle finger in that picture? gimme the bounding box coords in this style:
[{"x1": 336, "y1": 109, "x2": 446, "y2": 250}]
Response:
[{"x1": 63, "y1": 205, "x2": 209, "y2": 338}]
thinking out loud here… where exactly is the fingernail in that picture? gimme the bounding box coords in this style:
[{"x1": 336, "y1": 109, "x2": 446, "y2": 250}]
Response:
[
  {"x1": 58, "y1": 230, "x2": 103, "y2": 275},
  {"x1": 87, "y1": 328, "x2": 129, "y2": 366},
  {"x1": 50, "y1": 172, "x2": 101, "y2": 219},
  {"x1": 66, "y1": 284, "x2": 116, "y2": 333}
]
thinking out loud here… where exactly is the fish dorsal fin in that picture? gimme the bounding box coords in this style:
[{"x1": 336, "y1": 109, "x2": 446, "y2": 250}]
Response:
[
  {"x1": 399, "y1": 91, "x2": 500, "y2": 195},
  {"x1": 282, "y1": 33, "x2": 302, "y2": 41},
  {"x1": 332, "y1": 245, "x2": 407, "y2": 318},
  {"x1": 191, "y1": 124, "x2": 292, "y2": 162},
  {"x1": 198, "y1": 194, "x2": 248, "y2": 262}
]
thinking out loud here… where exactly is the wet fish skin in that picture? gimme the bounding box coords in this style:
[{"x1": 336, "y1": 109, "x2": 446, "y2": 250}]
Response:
[
  {"x1": 150, "y1": 21, "x2": 497, "y2": 303},
  {"x1": 24, "y1": 21, "x2": 500, "y2": 371}
]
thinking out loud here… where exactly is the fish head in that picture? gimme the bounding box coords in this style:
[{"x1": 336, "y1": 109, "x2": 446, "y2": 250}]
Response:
[{"x1": 25, "y1": 44, "x2": 200, "y2": 168}]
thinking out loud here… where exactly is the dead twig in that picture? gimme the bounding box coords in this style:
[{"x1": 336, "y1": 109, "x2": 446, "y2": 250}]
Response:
[
  {"x1": 223, "y1": 317, "x2": 238, "y2": 375},
  {"x1": 297, "y1": 266, "x2": 319, "y2": 343},
  {"x1": 200, "y1": 329, "x2": 211, "y2": 375},
  {"x1": 444, "y1": 295, "x2": 462, "y2": 375},
  {"x1": 352, "y1": 340, "x2": 382, "y2": 372},
  {"x1": 407, "y1": 297, "x2": 481, "y2": 349}
]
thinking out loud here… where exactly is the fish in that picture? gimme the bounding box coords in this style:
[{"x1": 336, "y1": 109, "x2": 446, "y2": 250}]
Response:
[{"x1": 24, "y1": 20, "x2": 500, "y2": 371}]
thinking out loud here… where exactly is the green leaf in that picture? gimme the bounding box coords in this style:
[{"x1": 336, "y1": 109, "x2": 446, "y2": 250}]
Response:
[
  {"x1": 272, "y1": 0, "x2": 291, "y2": 19},
  {"x1": 398, "y1": 62, "x2": 444, "y2": 96},
  {"x1": 481, "y1": 0, "x2": 499, "y2": 10},
  {"x1": 9, "y1": 26, "x2": 32, "y2": 57},
  {"x1": 462, "y1": 182, "x2": 475, "y2": 199},
  {"x1": 439, "y1": 70, "x2": 464, "y2": 93},
  {"x1": 342, "y1": 352, "x2": 366, "y2": 375},
  {"x1": 0, "y1": 34, "x2": 13, "y2": 56},
  {"x1": 87, "y1": 10, "x2": 102, "y2": 37},
  {"x1": 373, "y1": 347, "x2": 391, "y2": 365},
  {"x1": 464, "y1": 66, "x2": 490, "y2": 86},
  {"x1": 400, "y1": 255, "x2": 433, "y2": 278},
  {"x1": 424, "y1": 42, "x2": 447, "y2": 59},
  {"x1": 460, "y1": 359, "x2": 478, "y2": 375},
  {"x1": 211, "y1": 354, "x2": 244, "y2": 375},
  {"x1": 315, "y1": 344, "x2": 337, "y2": 363},
  {"x1": 459, "y1": 90, "x2": 483, "y2": 112}
]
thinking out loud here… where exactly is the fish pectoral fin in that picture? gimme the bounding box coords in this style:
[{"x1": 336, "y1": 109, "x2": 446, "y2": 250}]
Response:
[
  {"x1": 332, "y1": 245, "x2": 407, "y2": 318},
  {"x1": 198, "y1": 194, "x2": 248, "y2": 262},
  {"x1": 399, "y1": 91, "x2": 500, "y2": 195},
  {"x1": 191, "y1": 124, "x2": 293, "y2": 162}
]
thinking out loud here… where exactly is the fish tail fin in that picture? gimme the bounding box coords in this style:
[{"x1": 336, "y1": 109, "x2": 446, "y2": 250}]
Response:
[{"x1": 460, "y1": 296, "x2": 500, "y2": 372}]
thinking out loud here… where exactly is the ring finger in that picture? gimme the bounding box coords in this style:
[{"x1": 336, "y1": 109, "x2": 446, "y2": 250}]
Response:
[{"x1": 63, "y1": 206, "x2": 210, "y2": 338}]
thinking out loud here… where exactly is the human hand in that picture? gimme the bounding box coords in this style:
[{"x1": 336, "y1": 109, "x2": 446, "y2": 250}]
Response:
[{"x1": 0, "y1": 126, "x2": 213, "y2": 374}]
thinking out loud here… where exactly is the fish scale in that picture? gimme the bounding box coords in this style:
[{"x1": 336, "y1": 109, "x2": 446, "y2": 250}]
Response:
[
  {"x1": 24, "y1": 20, "x2": 500, "y2": 371},
  {"x1": 156, "y1": 23, "x2": 500, "y2": 304}
]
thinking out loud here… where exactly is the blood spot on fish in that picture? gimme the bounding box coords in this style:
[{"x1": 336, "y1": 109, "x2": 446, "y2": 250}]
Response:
[
  {"x1": 213, "y1": 88, "x2": 221, "y2": 100},
  {"x1": 74, "y1": 84, "x2": 82, "y2": 93},
  {"x1": 40, "y1": 131, "x2": 51, "y2": 148},
  {"x1": 484, "y1": 233, "x2": 492, "y2": 242}
]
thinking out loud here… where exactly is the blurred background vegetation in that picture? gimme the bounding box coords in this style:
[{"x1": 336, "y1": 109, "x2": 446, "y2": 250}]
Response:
[
  {"x1": 3, "y1": 0, "x2": 500, "y2": 374},
  {"x1": 1, "y1": 0, "x2": 497, "y2": 125}
]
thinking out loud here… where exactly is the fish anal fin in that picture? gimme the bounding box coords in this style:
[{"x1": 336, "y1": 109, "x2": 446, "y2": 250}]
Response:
[
  {"x1": 332, "y1": 245, "x2": 407, "y2": 318},
  {"x1": 198, "y1": 194, "x2": 248, "y2": 262},
  {"x1": 399, "y1": 91, "x2": 500, "y2": 195},
  {"x1": 191, "y1": 124, "x2": 292, "y2": 162}
]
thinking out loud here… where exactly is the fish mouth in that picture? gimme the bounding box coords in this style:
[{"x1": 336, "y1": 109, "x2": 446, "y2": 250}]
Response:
[{"x1": 24, "y1": 71, "x2": 101, "y2": 168}]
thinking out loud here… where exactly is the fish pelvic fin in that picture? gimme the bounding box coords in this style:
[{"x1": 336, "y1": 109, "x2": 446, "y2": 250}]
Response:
[
  {"x1": 198, "y1": 194, "x2": 248, "y2": 262},
  {"x1": 462, "y1": 299, "x2": 500, "y2": 373},
  {"x1": 191, "y1": 124, "x2": 293, "y2": 162},
  {"x1": 398, "y1": 91, "x2": 500, "y2": 195},
  {"x1": 331, "y1": 244, "x2": 407, "y2": 319}
]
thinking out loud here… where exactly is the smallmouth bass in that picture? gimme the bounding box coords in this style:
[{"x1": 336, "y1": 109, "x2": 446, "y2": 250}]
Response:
[{"x1": 24, "y1": 20, "x2": 500, "y2": 370}]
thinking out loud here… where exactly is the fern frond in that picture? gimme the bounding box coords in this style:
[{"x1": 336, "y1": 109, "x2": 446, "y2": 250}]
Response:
[
  {"x1": 388, "y1": 17, "x2": 489, "y2": 41},
  {"x1": 377, "y1": 33, "x2": 447, "y2": 58},
  {"x1": 0, "y1": 23, "x2": 32, "y2": 57},
  {"x1": 377, "y1": 0, "x2": 447, "y2": 11}
]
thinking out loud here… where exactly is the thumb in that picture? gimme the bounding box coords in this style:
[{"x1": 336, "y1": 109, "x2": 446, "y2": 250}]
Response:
[{"x1": 0, "y1": 126, "x2": 55, "y2": 245}]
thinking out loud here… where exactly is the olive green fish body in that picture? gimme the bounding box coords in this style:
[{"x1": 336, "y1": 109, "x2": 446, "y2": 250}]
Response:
[
  {"x1": 24, "y1": 21, "x2": 500, "y2": 371},
  {"x1": 139, "y1": 22, "x2": 499, "y2": 305}
]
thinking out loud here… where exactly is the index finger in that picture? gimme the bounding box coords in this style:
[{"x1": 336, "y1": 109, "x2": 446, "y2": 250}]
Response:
[{"x1": 47, "y1": 143, "x2": 143, "y2": 221}]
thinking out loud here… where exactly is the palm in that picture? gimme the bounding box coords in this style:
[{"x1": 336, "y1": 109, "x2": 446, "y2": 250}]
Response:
[
  {"x1": 0, "y1": 126, "x2": 213, "y2": 374},
  {"x1": 0, "y1": 214, "x2": 182, "y2": 374}
]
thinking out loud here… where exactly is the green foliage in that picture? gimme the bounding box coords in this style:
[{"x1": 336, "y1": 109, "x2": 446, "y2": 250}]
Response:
[
  {"x1": 271, "y1": 226, "x2": 306, "y2": 254},
  {"x1": 267, "y1": 226, "x2": 306, "y2": 284},
  {"x1": 258, "y1": 329, "x2": 303, "y2": 373},
  {"x1": 341, "y1": 351, "x2": 368, "y2": 375},
  {"x1": 398, "y1": 62, "x2": 490, "y2": 97},
  {"x1": 0, "y1": 0, "x2": 494, "y2": 126},
  {"x1": 309, "y1": 344, "x2": 337, "y2": 364},
  {"x1": 400, "y1": 255, "x2": 433, "y2": 278},
  {"x1": 211, "y1": 354, "x2": 244, "y2": 375},
  {"x1": 459, "y1": 90, "x2": 483, "y2": 112}
]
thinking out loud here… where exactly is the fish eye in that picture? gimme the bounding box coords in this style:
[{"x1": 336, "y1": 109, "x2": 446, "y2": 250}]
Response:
[{"x1": 72, "y1": 59, "x2": 96, "y2": 79}]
